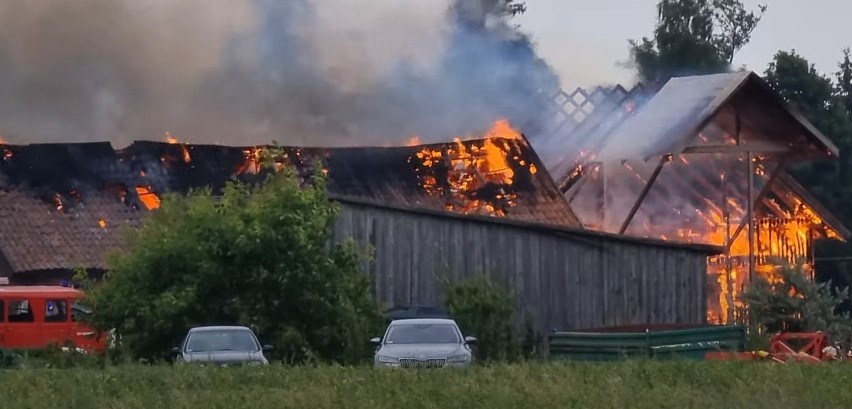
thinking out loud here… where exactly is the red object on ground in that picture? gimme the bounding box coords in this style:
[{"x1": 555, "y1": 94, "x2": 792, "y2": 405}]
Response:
[{"x1": 768, "y1": 332, "x2": 827, "y2": 363}]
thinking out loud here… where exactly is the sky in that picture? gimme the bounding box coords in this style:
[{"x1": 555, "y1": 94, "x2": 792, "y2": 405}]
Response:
[{"x1": 516, "y1": 0, "x2": 852, "y2": 89}]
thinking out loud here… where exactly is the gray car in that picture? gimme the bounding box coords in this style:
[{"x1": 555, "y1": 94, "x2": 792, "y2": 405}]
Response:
[
  {"x1": 173, "y1": 326, "x2": 272, "y2": 366},
  {"x1": 371, "y1": 318, "x2": 477, "y2": 368}
]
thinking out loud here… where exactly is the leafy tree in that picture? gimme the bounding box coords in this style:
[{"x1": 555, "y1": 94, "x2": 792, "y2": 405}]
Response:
[
  {"x1": 442, "y1": 275, "x2": 522, "y2": 362},
  {"x1": 763, "y1": 50, "x2": 852, "y2": 300},
  {"x1": 85, "y1": 165, "x2": 384, "y2": 364},
  {"x1": 743, "y1": 259, "x2": 852, "y2": 344},
  {"x1": 629, "y1": 0, "x2": 766, "y2": 84}
]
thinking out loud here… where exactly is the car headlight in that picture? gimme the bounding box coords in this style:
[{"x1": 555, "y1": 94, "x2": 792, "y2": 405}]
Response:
[
  {"x1": 447, "y1": 354, "x2": 470, "y2": 363},
  {"x1": 376, "y1": 355, "x2": 398, "y2": 364}
]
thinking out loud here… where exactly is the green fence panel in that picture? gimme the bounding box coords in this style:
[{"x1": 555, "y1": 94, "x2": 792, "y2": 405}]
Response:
[{"x1": 548, "y1": 325, "x2": 746, "y2": 362}]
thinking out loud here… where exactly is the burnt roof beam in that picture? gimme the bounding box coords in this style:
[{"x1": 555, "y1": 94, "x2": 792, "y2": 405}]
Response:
[
  {"x1": 681, "y1": 141, "x2": 793, "y2": 155},
  {"x1": 618, "y1": 154, "x2": 673, "y2": 235}
]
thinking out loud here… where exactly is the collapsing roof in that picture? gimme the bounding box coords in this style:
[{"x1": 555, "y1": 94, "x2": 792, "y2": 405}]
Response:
[
  {"x1": 527, "y1": 70, "x2": 849, "y2": 243},
  {"x1": 0, "y1": 136, "x2": 581, "y2": 274},
  {"x1": 593, "y1": 71, "x2": 839, "y2": 162}
]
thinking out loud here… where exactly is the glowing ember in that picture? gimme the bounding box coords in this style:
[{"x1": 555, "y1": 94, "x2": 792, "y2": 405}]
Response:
[
  {"x1": 53, "y1": 193, "x2": 64, "y2": 212},
  {"x1": 98, "y1": 219, "x2": 107, "y2": 228},
  {"x1": 135, "y1": 186, "x2": 161, "y2": 210},
  {"x1": 412, "y1": 120, "x2": 534, "y2": 217},
  {"x1": 0, "y1": 137, "x2": 11, "y2": 160}
]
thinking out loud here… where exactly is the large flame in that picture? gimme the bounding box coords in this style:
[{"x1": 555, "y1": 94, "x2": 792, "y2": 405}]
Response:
[
  {"x1": 571, "y1": 149, "x2": 840, "y2": 325},
  {"x1": 411, "y1": 120, "x2": 532, "y2": 217}
]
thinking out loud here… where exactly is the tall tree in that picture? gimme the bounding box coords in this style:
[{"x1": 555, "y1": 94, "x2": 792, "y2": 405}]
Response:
[
  {"x1": 630, "y1": 0, "x2": 766, "y2": 84},
  {"x1": 764, "y1": 49, "x2": 852, "y2": 306}
]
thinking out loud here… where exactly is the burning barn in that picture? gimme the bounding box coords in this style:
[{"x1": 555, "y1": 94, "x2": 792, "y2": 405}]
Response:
[
  {"x1": 0, "y1": 122, "x2": 718, "y2": 333},
  {"x1": 531, "y1": 71, "x2": 850, "y2": 324}
]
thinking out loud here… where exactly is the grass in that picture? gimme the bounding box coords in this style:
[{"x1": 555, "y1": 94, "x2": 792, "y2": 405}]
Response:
[{"x1": 1, "y1": 361, "x2": 851, "y2": 409}]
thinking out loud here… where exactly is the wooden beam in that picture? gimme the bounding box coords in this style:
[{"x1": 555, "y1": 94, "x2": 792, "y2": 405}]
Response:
[
  {"x1": 726, "y1": 156, "x2": 788, "y2": 250},
  {"x1": 618, "y1": 154, "x2": 672, "y2": 235},
  {"x1": 747, "y1": 150, "x2": 755, "y2": 284},
  {"x1": 682, "y1": 141, "x2": 793, "y2": 154}
]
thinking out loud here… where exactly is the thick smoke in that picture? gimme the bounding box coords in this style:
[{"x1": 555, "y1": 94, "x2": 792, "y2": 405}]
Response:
[{"x1": 0, "y1": 0, "x2": 561, "y2": 147}]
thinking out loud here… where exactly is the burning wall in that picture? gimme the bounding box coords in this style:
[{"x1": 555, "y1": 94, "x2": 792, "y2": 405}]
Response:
[{"x1": 528, "y1": 71, "x2": 849, "y2": 325}]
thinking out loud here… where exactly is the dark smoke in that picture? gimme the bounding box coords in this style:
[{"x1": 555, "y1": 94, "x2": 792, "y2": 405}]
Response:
[{"x1": 0, "y1": 0, "x2": 561, "y2": 147}]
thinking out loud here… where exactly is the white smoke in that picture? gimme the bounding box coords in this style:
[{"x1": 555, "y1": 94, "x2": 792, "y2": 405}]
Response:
[{"x1": 0, "y1": 0, "x2": 561, "y2": 148}]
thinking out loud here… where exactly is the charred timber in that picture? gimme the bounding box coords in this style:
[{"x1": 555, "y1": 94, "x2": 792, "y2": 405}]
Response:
[{"x1": 618, "y1": 154, "x2": 673, "y2": 235}]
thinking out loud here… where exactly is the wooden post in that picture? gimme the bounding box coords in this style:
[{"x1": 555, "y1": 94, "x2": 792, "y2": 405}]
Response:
[
  {"x1": 747, "y1": 151, "x2": 755, "y2": 286},
  {"x1": 725, "y1": 160, "x2": 786, "y2": 250}
]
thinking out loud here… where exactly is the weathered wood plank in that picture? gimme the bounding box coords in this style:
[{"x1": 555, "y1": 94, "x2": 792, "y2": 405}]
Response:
[{"x1": 333, "y1": 203, "x2": 709, "y2": 333}]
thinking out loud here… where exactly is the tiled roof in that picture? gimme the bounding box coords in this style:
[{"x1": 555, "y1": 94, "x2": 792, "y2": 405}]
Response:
[
  {"x1": 0, "y1": 188, "x2": 143, "y2": 272},
  {"x1": 0, "y1": 137, "x2": 581, "y2": 273}
]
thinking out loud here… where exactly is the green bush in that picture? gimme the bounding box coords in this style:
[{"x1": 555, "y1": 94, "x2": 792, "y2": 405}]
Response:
[
  {"x1": 442, "y1": 275, "x2": 522, "y2": 362},
  {"x1": 1, "y1": 362, "x2": 852, "y2": 409},
  {"x1": 85, "y1": 164, "x2": 384, "y2": 364},
  {"x1": 744, "y1": 258, "x2": 852, "y2": 344}
]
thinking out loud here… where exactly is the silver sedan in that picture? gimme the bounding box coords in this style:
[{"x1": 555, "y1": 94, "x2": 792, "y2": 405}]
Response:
[{"x1": 371, "y1": 318, "x2": 477, "y2": 368}]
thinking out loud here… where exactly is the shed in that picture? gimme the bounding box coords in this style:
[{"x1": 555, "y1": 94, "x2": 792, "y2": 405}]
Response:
[{"x1": 0, "y1": 137, "x2": 719, "y2": 332}]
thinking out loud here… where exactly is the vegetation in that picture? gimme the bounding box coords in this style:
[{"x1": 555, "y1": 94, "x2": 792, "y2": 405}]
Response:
[
  {"x1": 442, "y1": 275, "x2": 523, "y2": 362},
  {"x1": 83, "y1": 165, "x2": 384, "y2": 364},
  {"x1": 1, "y1": 362, "x2": 851, "y2": 408},
  {"x1": 629, "y1": 0, "x2": 766, "y2": 84},
  {"x1": 744, "y1": 259, "x2": 852, "y2": 344}
]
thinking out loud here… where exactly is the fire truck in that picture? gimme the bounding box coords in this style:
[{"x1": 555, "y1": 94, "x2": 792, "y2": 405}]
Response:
[{"x1": 0, "y1": 285, "x2": 108, "y2": 353}]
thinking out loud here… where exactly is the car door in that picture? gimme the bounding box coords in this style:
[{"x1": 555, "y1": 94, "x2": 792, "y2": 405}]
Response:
[
  {"x1": 4, "y1": 298, "x2": 41, "y2": 349},
  {"x1": 42, "y1": 298, "x2": 71, "y2": 347}
]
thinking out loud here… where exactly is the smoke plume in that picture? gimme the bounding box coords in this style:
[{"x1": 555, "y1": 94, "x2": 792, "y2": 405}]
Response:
[{"x1": 0, "y1": 0, "x2": 561, "y2": 147}]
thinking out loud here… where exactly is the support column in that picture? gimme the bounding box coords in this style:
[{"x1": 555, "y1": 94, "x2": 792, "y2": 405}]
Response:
[{"x1": 747, "y1": 151, "x2": 755, "y2": 286}]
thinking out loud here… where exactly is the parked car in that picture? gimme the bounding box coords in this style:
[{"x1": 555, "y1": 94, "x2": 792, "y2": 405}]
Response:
[
  {"x1": 383, "y1": 305, "x2": 451, "y2": 325},
  {"x1": 0, "y1": 286, "x2": 108, "y2": 353},
  {"x1": 371, "y1": 318, "x2": 477, "y2": 368},
  {"x1": 173, "y1": 326, "x2": 272, "y2": 366}
]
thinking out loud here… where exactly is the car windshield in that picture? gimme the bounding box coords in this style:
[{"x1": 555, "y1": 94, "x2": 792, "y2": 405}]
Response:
[
  {"x1": 185, "y1": 329, "x2": 259, "y2": 352},
  {"x1": 384, "y1": 323, "x2": 460, "y2": 344}
]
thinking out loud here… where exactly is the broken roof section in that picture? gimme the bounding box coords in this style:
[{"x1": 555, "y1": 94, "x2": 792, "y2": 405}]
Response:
[
  {"x1": 585, "y1": 71, "x2": 839, "y2": 164},
  {"x1": 0, "y1": 137, "x2": 581, "y2": 274},
  {"x1": 527, "y1": 70, "x2": 850, "y2": 244}
]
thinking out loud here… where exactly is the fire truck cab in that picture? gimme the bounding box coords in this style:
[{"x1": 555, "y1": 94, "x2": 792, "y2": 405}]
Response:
[{"x1": 0, "y1": 286, "x2": 107, "y2": 352}]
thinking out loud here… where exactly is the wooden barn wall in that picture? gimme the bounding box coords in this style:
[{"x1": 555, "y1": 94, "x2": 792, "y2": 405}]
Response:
[{"x1": 332, "y1": 202, "x2": 708, "y2": 332}]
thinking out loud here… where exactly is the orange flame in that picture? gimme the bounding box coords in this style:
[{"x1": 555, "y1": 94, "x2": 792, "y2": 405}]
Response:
[
  {"x1": 236, "y1": 147, "x2": 264, "y2": 175},
  {"x1": 412, "y1": 120, "x2": 533, "y2": 217},
  {"x1": 135, "y1": 186, "x2": 161, "y2": 210},
  {"x1": 165, "y1": 132, "x2": 191, "y2": 163},
  {"x1": 98, "y1": 219, "x2": 107, "y2": 228}
]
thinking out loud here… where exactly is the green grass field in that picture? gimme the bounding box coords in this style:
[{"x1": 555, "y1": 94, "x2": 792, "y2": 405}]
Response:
[{"x1": 1, "y1": 361, "x2": 850, "y2": 409}]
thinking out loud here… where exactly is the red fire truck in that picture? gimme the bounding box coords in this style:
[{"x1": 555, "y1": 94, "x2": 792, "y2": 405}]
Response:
[{"x1": 0, "y1": 286, "x2": 108, "y2": 353}]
